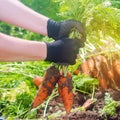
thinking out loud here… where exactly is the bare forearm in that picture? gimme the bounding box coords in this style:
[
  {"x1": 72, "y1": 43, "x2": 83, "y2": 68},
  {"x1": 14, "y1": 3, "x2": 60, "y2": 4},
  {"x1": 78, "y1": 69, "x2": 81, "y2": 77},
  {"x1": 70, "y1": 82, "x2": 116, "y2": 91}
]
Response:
[
  {"x1": 0, "y1": 32, "x2": 47, "y2": 62},
  {"x1": 0, "y1": 0, "x2": 49, "y2": 36}
]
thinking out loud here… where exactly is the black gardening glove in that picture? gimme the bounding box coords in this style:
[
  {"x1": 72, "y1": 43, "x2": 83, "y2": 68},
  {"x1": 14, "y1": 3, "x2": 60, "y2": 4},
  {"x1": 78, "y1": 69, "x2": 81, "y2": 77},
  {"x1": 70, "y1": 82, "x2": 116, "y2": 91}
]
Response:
[
  {"x1": 47, "y1": 19, "x2": 86, "y2": 41},
  {"x1": 45, "y1": 38, "x2": 81, "y2": 65}
]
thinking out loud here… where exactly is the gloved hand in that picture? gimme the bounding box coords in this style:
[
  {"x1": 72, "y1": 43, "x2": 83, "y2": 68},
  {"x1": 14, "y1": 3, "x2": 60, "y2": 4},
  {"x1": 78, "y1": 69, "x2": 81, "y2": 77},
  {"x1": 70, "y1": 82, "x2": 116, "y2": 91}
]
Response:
[
  {"x1": 47, "y1": 19, "x2": 86, "y2": 41},
  {"x1": 45, "y1": 38, "x2": 81, "y2": 65}
]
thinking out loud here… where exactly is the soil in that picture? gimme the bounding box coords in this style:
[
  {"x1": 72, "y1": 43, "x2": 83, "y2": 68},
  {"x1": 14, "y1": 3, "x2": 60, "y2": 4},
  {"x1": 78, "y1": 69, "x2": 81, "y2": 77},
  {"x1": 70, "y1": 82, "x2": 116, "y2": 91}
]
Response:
[{"x1": 37, "y1": 88, "x2": 120, "y2": 120}]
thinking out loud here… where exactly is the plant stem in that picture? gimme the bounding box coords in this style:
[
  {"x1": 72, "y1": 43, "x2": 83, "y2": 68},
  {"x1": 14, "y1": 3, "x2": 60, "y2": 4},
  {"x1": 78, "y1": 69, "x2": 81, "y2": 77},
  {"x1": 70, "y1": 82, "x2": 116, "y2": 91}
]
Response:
[
  {"x1": 43, "y1": 91, "x2": 59, "y2": 117},
  {"x1": 91, "y1": 85, "x2": 95, "y2": 100},
  {"x1": 76, "y1": 88, "x2": 91, "y2": 95}
]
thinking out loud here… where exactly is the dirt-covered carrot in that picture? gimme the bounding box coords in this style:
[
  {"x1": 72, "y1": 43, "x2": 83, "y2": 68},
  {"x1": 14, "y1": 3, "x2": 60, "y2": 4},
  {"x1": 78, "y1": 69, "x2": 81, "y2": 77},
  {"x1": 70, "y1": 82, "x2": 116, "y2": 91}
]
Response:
[
  {"x1": 58, "y1": 72, "x2": 73, "y2": 114},
  {"x1": 82, "y1": 98, "x2": 95, "y2": 110},
  {"x1": 33, "y1": 76, "x2": 43, "y2": 87},
  {"x1": 32, "y1": 66, "x2": 60, "y2": 108}
]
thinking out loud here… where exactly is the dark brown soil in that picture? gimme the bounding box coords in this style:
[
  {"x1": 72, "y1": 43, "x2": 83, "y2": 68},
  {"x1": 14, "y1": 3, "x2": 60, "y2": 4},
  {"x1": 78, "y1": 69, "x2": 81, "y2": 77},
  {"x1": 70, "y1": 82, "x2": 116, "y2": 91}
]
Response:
[{"x1": 37, "y1": 88, "x2": 120, "y2": 120}]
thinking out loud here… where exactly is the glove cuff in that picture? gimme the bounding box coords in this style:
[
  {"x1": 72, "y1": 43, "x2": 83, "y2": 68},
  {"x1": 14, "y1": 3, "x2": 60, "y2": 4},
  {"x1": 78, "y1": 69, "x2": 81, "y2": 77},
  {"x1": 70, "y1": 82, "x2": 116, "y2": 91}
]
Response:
[
  {"x1": 45, "y1": 42, "x2": 61, "y2": 62},
  {"x1": 45, "y1": 42, "x2": 53, "y2": 61},
  {"x1": 47, "y1": 19, "x2": 61, "y2": 40}
]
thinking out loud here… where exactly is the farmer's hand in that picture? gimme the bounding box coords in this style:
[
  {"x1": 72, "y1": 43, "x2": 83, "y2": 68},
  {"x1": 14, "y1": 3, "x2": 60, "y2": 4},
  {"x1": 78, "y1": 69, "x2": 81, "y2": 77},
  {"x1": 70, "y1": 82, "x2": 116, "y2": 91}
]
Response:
[
  {"x1": 45, "y1": 38, "x2": 81, "y2": 65},
  {"x1": 47, "y1": 19, "x2": 86, "y2": 41}
]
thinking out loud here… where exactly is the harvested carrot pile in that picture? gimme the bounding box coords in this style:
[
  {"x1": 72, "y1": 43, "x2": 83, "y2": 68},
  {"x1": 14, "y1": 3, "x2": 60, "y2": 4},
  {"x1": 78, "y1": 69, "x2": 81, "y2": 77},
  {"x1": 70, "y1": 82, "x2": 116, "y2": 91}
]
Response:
[
  {"x1": 74, "y1": 54, "x2": 120, "y2": 91},
  {"x1": 32, "y1": 65, "x2": 74, "y2": 114}
]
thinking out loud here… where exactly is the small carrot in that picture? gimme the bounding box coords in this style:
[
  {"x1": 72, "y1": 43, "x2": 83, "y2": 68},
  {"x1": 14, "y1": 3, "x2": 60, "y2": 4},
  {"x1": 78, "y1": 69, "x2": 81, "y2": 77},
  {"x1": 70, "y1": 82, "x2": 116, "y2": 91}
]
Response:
[
  {"x1": 58, "y1": 72, "x2": 73, "y2": 114},
  {"x1": 33, "y1": 76, "x2": 43, "y2": 87},
  {"x1": 32, "y1": 66, "x2": 60, "y2": 108},
  {"x1": 82, "y1": 98, "x2": 95, "y2": 110},
  {"x1": 73, "y1": 69, "x2": 79, "y2": 75}
]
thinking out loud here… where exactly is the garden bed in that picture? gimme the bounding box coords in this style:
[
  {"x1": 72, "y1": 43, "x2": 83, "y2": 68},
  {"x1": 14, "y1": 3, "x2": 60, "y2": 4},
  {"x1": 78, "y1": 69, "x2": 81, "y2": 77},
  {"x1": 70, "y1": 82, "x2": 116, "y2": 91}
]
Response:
[{"x1": 36, "y1": 88, "x2": 120, "y2": 120}]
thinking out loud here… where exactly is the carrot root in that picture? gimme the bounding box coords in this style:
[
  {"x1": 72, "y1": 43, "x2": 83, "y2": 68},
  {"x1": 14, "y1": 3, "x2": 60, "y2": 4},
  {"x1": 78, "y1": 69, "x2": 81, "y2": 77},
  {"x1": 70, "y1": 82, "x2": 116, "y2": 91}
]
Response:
[
  {"x1": 58, "y1": 73, "x2": 73, "y2": 114},
  {"x1": 33, "y1": 76, "x2": 43, "y2": 87},
  {"x1": 32, "y1": 66, "x2": 60, "y2": 108}
]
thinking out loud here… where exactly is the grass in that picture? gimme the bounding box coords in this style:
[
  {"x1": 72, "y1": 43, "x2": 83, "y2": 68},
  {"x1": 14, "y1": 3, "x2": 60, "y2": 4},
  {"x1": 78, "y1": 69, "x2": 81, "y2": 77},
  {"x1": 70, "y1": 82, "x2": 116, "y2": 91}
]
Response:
[{"x1": 0, "y1": 61, "x2": 51, "y2": 119}]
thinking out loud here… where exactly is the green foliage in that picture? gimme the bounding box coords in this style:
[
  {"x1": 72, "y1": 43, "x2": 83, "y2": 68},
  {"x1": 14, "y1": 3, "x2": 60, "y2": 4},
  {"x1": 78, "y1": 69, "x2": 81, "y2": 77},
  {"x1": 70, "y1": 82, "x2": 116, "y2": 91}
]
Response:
[
  {"x1": 0, "y1": 61, "x2": 51, "y2": 119},
  {"x1": 21, "y1": 0, "x2": 63, "y2": 20},
  {"x1": 56, "y1": 0, "x2": 120, "y2": 53},
  {"x1": 99, "y1": 92, "x2": 118, "y2": 117},
  {"x1": 73, "y1": 74, "x2": 98, "y2": 93},
  {"x1": 110, "y1": 0, "x2": 120, "y2": 9},
  {"x1": 16, "y1": 92, "x2": 33, "y2": 111},
  {"x1": 0, "y1": 22, "x2": 12, "y2": 35}
]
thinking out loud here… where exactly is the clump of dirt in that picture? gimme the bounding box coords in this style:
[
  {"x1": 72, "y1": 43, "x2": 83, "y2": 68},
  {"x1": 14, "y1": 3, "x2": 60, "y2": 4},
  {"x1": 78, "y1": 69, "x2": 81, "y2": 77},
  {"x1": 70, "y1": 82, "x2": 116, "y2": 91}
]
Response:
[
  {"x1": 68, "y1": 111, "x2": 102, "y2": 120},
  {"x1": 37, "y1": 88, "x2": 120, "y2": 120}
]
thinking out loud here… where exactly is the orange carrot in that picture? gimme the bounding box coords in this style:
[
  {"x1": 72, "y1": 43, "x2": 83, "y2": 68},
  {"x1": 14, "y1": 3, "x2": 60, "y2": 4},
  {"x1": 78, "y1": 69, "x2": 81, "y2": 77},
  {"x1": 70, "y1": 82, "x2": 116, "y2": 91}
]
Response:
[
  {"x1": 92, "y1": 69, "x2": 98, "y2": 78},
  {"x1": 33, "y1": 76, "x2": 43, "y2": 87},
  {"x1": 58, "y1": 72, "x2": 73, "y2": 114},
  {"x1": 112, "y1": 60, "x2": 120, "y2": 88},
  {"x1": 73, "y1": 69, "x2": 79, "y2": 75},
  {"x1": 87, "y1": 58, "x2": 94, "y2": 71},
  {"x1": 107, "y1": 70, "x2": 114, "y2": 80},
  {"x1": 80, "y1": 61, "x2": 90, "y2": 76},
  {"x1": 87, "y1": 58, "x2": 95, "y2": 76},
  {"x1": 113, "y1": 60, "x2": 120, "y2": 76},
  {"x1": 98, "y1": 74, "x2": 107, "y2": 90},
  {"x1": 106, "y1": 70, "x2": 117, "y2": 89},
  {"x1": 93, "y1": 55, "x2": 102, "y2": 72},
  {"x1": 32, "y1": 66, "x2": 60, "y2": 108}
]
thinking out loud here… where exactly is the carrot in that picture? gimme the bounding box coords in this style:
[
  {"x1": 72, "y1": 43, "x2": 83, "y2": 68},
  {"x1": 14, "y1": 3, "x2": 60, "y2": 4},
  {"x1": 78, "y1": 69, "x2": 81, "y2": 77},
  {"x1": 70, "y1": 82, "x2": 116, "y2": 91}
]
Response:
[
  {"x1": 113, "y1": 60, "x2": 120, "y2": 76},
  {"x1": 92, "y1": 69, "x2": 98, "y2": 78},
  {"x1": 58, "y1": 72, "x2": 73, "y2": 114},
  {"x1": 33, "y1": 76, "x2": 43, "y2": 87},
  {"x1": 98, "y1": 74, "x2": 107, "y2": 90},
  {"x1": 99, "y1": 56, "x2": 110, "y2": 89},
  {"x1": 73, "y1": 69, "x2": 79, "y2": 75},
  {"x1": 106, "y1": 70, "x2": 117, "y2": 89},
  {"x1": 112, "y1": 60, "x2": 120, "y2": 88},
  {"x1": 32, "y1": 66, "x2": 60, "y2": 108},
  {"x1": 93, "y1": 55, "x2": 102, "y2": 73},
  {"x1": 107, "y1": 70, "x2": 114, "y2": 80},
  {"x1": 82, "y1": 98, "x2": 94, "y2": 110},
  {"x1": 87, "y1": 58, "x2": 95, "y2": 77},
  {"x1": 80, "y1": 61, "x2": 90, "y2": 76}
]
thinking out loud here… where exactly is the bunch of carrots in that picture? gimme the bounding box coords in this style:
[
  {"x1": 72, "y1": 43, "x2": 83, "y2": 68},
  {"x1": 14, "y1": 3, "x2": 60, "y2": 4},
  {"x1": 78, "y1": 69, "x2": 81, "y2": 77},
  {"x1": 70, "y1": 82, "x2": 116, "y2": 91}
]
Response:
[
  {"x1": 32, "y1": 66, "x2": 73, "y2": 114},
  {"x1": 74, "y1": 54, "x2": 120, "y2": 91}
]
